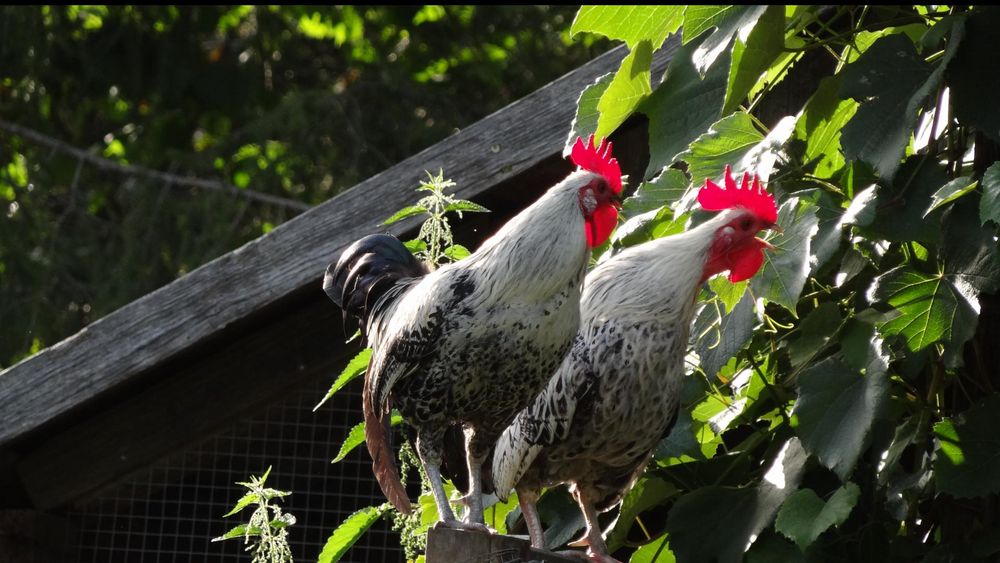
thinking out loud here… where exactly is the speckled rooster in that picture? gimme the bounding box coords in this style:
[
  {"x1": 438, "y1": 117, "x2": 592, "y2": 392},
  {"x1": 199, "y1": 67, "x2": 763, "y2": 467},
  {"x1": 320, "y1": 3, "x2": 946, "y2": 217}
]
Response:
[
  {"x1": 492, "y1": 166, "x2": 779, "y2": 561},
  {"x1": 323, "y1": 137, "x2": 623, "y2": 529}
]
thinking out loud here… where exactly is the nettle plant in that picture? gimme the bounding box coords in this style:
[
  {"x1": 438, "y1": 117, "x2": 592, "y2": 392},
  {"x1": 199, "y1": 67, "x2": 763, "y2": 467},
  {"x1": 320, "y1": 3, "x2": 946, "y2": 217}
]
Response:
[{"x1": 317, "y1": 5, "x2": 1000, "y2": 562}]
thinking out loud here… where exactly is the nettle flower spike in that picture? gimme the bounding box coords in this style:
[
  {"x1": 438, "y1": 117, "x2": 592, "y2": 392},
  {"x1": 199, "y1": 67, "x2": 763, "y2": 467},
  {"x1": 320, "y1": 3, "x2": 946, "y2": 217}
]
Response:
[
  {"x1": 570, "y1": 135, "x2": 623, "y2": 195},
  {"x1": 697, "y1": 164, "x2": 778, "y2": 223}
]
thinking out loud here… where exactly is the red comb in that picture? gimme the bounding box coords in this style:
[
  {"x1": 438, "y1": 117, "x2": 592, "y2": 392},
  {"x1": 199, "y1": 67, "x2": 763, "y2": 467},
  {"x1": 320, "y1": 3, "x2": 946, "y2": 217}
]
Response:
[
  {"x1": 570, "y1": 135, "x2": 622, "y2": 194},
  {"x1": 697, "y1": 165, "x2": 777, "y2": 224}
]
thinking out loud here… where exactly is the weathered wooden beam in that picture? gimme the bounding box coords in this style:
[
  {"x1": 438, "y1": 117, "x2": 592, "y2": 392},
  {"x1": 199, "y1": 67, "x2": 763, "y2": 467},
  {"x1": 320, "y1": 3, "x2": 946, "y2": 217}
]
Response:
[{"x1": 425, "y1": 528, "x2": 579, "y2": 563}]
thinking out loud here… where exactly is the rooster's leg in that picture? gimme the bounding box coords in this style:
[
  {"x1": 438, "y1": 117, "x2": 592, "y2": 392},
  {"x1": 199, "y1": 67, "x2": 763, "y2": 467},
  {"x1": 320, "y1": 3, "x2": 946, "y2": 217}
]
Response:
[
  {"x1": 559, "y1": 487, "x2": 621, "y2": 563},
  {"x1": 461, "y1": 429, "x2": 491, "y2": 526},
  {"x1": 517, "y1": 487, "x2": 544, "y2": 549},
  {"x1": 418, "y1": 428, "x2": 487, "y2": 531}
]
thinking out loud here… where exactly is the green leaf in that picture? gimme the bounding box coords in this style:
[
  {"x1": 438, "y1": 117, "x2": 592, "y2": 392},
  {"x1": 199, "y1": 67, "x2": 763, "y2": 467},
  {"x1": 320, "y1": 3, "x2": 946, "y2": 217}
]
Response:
[
  {"x1": 708, "y1": 276, "x2": 747, "y2": 314},
  {"x1": 565, "y1": 73, "x2": 613, "y2": 153},
  {"x1": 630, "y1": 535, "x2": 676, "y2": 563},
  {"x1": 444, "y1": 200, "x2": 489, "y2": 215},
  {"x1": 317, "y1": 504, "x2": 390, "y2": 563},
  {"x1": 537, "y1": 487, "x2": 586, "y2": 550},
  {"x1": 315, "y1": 348, "x2": 372, "y2": 411},
  {"x1": 570, "y1": 6, "x2": 684, "y2": 50},
  {"x1": 947, "y1": 9, "x2": 1000, "y2": 143},
  {"x1": 667, "y1": 438, "x2": 809, "y2": 563},
  {"x1": 751, "y1": 197, "x2": 820, "y2": 314},
  {"x1": 684, "y1": 5, "x2": 769, "y2": 74},
  {"x1": 943, "y1": 198, "x2": 1000, "y2": 295},
  {"x1": 270, "y1": 512, "x2": 296, "y2": 528},
  {"x1": 980, "y1": 161, "x2": 1000, "y2": 226},
  {"x1": 223, "y1": 492, "x2": 261, "y2": 517},
  {"x1": 621, "y1": 168, "x2": 688, "y2": 216},
  {"x1": 680, "y1": 112, "x2": 763, "y2": 185},
  {"x1": 794, "y1": 75, "x2": 859, "y2": 179},
  {"x1": 443, "y1": 244, "x2": 471, "y2": 262},
  {"x1": 871, "y1": 266, "x2": 975, "y2": 352},
  {"x1": 864, "y1": 157, "x2": 948, "y2": 244},
  {"x1": 839, "y1": 25, "x2": 964, "y2": 180},
  {"x1": 596, "y1": 40, "x2": 654, "y2": 140},
  {"x1": 606, "y1": 476, "x2": 678, "y2": 552},
  {"x1": 260, "y1": 487, "x2": 291, "y2": 500},
  {"x1": 926, "y1": 177, "x2": 976, "y2": 216},
  {"x1": 694, "y1": 292, "x2": 754, "y2": 379},
  {"x1": 775, "y1": 484, "x2": 860, "y2": 550},
  {"x1": 794, "y1": 342, "x2": 889, "y2": 479},
  {"x1": 934, "y1": 394, "x2": 1000, "y2": 498},
  {"x1": 642, "y1": 36, "x2": 730, "y2": 177},
  {"x1": 212, "y1": 523, "x2": 260, "y2": 542},
  {"x1": 787, "y1": 302, "x2": 843, "y2": 368},
  {"x1": 331, "y1": 412, "x2": 403, "y2": 464},
  {"x1": 383, "y1": 205, "x2": 426, "y2": 225},
  {"x1": 723, "y1": 5, "x2": 784, "y2": 114}
]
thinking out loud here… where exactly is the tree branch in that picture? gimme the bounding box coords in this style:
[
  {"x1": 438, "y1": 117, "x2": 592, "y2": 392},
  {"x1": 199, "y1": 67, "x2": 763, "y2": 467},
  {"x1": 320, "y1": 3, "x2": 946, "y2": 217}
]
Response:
[{"x1": 0, "y1": 118, "x2": 311, "y2": 212}]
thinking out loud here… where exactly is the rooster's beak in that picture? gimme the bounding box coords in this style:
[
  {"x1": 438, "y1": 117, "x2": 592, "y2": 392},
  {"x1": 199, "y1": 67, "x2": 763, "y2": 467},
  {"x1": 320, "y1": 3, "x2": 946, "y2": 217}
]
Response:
[{"x1": 756, "y1": 237, "x2": 776, "y2": 251}]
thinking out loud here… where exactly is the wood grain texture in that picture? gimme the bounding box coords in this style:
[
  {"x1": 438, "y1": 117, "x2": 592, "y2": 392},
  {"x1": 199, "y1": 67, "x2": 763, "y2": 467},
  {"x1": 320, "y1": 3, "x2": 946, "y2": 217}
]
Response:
[
  {"x1": 0, "y1": 40, "x2": 678, "y2": 501},
  {"x1": 425, "y1": 527, "x2": 580, "y2": 563}
]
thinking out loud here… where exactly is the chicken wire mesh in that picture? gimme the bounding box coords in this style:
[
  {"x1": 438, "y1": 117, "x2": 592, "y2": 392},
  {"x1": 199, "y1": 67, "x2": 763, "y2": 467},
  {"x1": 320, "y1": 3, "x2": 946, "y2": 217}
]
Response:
[{"x1": 63, "y1": 374, "x2": 404, "y2": 562}]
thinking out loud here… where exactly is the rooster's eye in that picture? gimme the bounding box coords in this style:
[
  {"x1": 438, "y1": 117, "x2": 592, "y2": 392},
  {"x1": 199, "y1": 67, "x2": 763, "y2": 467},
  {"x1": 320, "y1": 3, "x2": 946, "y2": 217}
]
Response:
[{"x1": 741, "y1": 218, "x2": 753, "y2": 231}]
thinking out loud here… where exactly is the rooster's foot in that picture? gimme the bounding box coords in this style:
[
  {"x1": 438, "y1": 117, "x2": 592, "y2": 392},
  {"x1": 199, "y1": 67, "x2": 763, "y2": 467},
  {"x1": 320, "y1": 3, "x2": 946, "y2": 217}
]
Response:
[{"x1": 433, "y1": 518, "x2": 492, "y2": 533}]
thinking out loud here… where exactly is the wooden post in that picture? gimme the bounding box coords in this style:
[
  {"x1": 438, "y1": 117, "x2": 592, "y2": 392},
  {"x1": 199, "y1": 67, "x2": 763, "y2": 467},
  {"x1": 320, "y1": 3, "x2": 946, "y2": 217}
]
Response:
[{"x1": 425, "y1": 528, "x2": 581, "y2": 563}]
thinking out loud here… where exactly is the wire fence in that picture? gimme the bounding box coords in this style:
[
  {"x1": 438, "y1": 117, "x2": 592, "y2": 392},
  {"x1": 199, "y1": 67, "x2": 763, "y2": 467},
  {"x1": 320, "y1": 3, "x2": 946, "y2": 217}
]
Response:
[{"x1": 65, "y1": 375, "x2": 403, "y2": 562}]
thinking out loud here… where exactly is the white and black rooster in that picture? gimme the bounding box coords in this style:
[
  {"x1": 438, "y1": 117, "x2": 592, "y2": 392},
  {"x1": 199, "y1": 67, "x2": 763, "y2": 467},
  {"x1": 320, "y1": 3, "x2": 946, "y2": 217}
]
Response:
[
  {"x1": 324, "y1": 137, "x2": 623, "y2": 529},
  {"x1": 492, "y1": 166, "x2": 780, "y2": 561}
]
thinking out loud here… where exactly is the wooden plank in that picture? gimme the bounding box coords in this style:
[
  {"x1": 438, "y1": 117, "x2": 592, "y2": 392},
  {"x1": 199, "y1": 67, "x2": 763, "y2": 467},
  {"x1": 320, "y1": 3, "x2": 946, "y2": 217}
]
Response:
[{"x1": 425, "y1": 528, "x2": 580, "y2": 563}]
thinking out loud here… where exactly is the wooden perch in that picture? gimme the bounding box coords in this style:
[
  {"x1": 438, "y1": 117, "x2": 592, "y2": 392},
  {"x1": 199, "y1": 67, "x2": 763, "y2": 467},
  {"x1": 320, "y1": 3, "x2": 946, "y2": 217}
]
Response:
[{"x1": 425, "y1": 528, "x2": 581, "y2": 563}]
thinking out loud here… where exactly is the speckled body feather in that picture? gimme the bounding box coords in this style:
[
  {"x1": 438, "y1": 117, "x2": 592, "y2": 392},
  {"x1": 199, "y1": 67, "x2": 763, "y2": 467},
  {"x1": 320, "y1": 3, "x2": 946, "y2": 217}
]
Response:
[{"x1": 493, "y1": 209, "x2": 748, "y2": 510}]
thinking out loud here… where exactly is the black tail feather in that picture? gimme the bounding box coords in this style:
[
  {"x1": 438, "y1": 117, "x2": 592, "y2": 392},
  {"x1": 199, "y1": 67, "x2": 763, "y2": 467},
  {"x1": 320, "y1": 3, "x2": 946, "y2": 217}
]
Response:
[{"x1": 324, "y1": 234, "x2": 428, "y2": 336}]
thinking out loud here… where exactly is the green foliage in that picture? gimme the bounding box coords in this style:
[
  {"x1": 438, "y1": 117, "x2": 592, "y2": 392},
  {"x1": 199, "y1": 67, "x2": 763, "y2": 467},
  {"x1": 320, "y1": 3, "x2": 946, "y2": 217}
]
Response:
[
  {"x1": 561, "y1": 5, "x2": 1000, "y2": 562},
  {"x1": 213, "y1": 467, "x2": 296, "y2": 563},
  {"x1": 317, "y1": 504, "x2": 390, "y2": 563},
  {"x1": 0, "y1": 5, "x2": 602, "y2": 369}
]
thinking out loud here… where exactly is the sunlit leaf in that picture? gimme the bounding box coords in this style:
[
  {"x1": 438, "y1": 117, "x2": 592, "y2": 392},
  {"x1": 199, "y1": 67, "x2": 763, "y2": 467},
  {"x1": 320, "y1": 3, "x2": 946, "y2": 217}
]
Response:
[
  {"x1": 694, "y1": 292, "x2": 754, "y2": 379},
  {"x1": 794, "y1": 76, "x2": 859, "y2": 179},
  {"x1": 680, "y1": 112, "x2": 763, "y2": 185},
  {"x1": 315, "y1": 348, "x2": 372, "y2": 411},
  {"x1": 683, "y1": 5, "x2": 768, "y2": 74},
  {"x1": 606, "y1": 476, "x2": 678, "y2": 552},
  {"x1": 571, "y1": 6, "x2": 684, "y2": 50},
  {"x1": 596, "y1": 40, "x2": 654, "y2": 140},
  {"x1": 723, "y1": 5, "x2": 784, "y2": 114},
  {"x1": 318, "y1": 504, "x2": 390, "y2": 563},
  {"x1": 751, "y1": 197, "x2": 820, "y2": 314},
  {"x1": 331, "y1": 412, "x2": 404, "y2": 463},
  {"x1": 925, "y1": 177, "x2": 976, "y2": 216},
  {"x1": 621, "y1": 168, "x2": 688, "y2": 216},
  {"x1": 565, "y1": 73, "x2": 613, "y2": 154}
]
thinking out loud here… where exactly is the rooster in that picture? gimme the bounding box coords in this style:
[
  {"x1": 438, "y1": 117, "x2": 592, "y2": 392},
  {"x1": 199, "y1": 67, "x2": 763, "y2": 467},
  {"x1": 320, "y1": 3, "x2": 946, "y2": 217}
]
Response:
[
  {"x1": 323, "y1": 136, "x2": 623, "y2": 529},
  {"x1": 492, "y1": 166, "x2": 779, "y2": 561}
]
